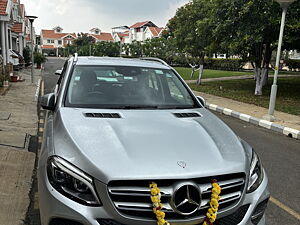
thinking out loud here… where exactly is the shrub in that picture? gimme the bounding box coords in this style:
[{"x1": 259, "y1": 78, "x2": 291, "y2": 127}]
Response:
[
  {"x1": 204, "y1": 58, "x2": 244, "y2": 71},
  {"x1": 285, "y1": 59, "x2": 300, "y2": 71},
  {"x1": 168, "y1": 57, "x2": 244, "y2": 70},
  {"x1": 23, "y1": 47, "x2": 31, "y2": 65},
  {"x1": 34, "y1": 52, "x2": 47, "y2": 68}
]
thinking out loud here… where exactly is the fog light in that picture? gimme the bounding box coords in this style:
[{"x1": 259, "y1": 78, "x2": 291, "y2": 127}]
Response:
[{"x1": 251, "y1": 199, "x2": 269, "y2": 225}]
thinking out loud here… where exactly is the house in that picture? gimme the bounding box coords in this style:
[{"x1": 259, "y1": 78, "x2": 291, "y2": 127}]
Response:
[
  {"x1": 88, "y1": 27, "x2": 114, "y2": 42},
  {"x1": 144, "y1": 26, "x2": 164, "y2": 40},
  {"x1": 113, "y1": 32, "x2": 130, "y2": 44},
  {"x1": 289, "y1": 50, "x2": 300, "y2": 60},
  {"x1": 112, "y1": 26, "x2": 130, "y2": 44},
  {"x1": 11, "y1": 1, "x2": 28, "y2": 56},
  {"x1": 113, "y1": 21, "x2": 164, "y2": 44},
  {"x1": 40, "y1": 26, "x2": 77, "y2": 55},
  {"x1": 0, "y1": 0, "x2": 31, "y2": 66}
]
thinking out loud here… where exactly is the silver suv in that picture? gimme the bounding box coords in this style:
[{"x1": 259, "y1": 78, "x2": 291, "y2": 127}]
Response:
[{"x1": 39, "y1": 56, "x2": 269, "y2": 225}]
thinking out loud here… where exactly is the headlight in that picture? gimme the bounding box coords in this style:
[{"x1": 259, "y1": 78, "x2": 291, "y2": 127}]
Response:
[
  {"x1": 47, "y1": 156, "x2": 101, "y2": 206},
  {"x1": 247, "y1": 151, "x2": 264, "y2": 193}
]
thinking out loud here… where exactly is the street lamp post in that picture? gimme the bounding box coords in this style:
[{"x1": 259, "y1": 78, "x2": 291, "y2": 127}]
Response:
[
  {"x1": 26, "y1": 16, "x2": 38, "y2": 84},
  {"x1": 264, "y1": 0, "x2": 295, "y2": 121}
]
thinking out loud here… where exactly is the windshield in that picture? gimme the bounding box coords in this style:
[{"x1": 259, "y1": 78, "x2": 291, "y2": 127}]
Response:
[{"x1": 65, "y1": 65, "x2": 199, "y2": 109}]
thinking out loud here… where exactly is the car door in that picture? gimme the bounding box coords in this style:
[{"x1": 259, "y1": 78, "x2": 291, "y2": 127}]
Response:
[{"x1": 41, "y1": 60, "x2": 71, "y2": 158}]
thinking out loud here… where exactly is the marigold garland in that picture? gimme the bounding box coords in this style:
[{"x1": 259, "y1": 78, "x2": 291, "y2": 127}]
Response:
[
  {"x1": 149, "y1": 182, "x2": 170, "y2": 225},
  {"x1": 150, "y1": 180, "x2": 221, "y2": 225},
  {"x1": 202, "y1": 180, "x2": 221, "y2": 225}
]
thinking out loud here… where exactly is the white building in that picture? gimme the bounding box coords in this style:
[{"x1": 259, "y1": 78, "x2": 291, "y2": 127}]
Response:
[
  {"x1": 113, "y1": 21, "x2": 164, "y2": 44},
  {"x1": 40, "y1": 26, "x2": 77, "y2": 55}
]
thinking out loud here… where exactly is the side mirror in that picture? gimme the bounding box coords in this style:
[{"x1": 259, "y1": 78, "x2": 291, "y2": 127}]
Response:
[
  {"x1": 41, "y1": 93, "x2": 55, "y2": 111},
  {"x1": 197, "y1": 96, "x2": 207, "y2": 108},
  {"x1": 55, "y1": 70, "x2": 62, "y2": 76}
]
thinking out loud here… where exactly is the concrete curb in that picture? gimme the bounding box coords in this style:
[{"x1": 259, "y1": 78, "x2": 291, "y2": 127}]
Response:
[{"x1": 206, "y1": 103, "x2": 300, "y2": 140}]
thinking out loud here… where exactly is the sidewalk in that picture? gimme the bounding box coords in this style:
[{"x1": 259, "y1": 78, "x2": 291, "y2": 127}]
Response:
[
  {"x1": 193, "y1": 90, "x2": 300, "y2": 132},
  {"x1": 0, "y1": 68, "x2": 41, "y2": 225}
]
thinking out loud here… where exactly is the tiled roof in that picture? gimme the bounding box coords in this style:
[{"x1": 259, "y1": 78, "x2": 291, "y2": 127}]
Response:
[
  {"x1": 130, "y1": 21, "x2": 151, "y2": 29},
  {"x1": 0, "y1": 0, "x2": 8, "y2": 16},
  {"x1": 42, "y1": 45, "x2": 55, "y2": 49},
  {"x1": 12, "y1": 23, "x2": 23, "y2": 33},
  {"x1": 41, "y1": 30, "x2": 76, "y2": 39},
  {"x1": 117, "y1": 33, "x2": 129, "y2": 38},
  {"x1": 148, "y1": 27, "x2": 164, "y2": 37},
  {"x1": 90, "y1": 33, "x2": 113, "y2": 41}
]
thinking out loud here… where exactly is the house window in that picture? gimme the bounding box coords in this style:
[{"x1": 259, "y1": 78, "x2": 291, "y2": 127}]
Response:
[
  {"x1": 47, "y1": 40, "x2": 51, "y2": 43},
  {"x1": 58, "y1": 40, "x2": 62, "y2": 45},
  {"x1": 51, "y1": 40, "x2": 54, "y2": 43}
]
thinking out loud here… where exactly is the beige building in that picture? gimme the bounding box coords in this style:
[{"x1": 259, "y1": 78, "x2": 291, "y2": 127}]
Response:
[{"x1": 40, "y1": 26, "x2": 76, "y2": 55}]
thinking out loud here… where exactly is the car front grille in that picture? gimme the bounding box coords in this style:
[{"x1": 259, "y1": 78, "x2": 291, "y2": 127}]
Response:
[
  {"x1": 107, "y1": 173, "x2": 245, "y2": 221},
  {"x1": 97, "y1": 204, "x2": 249, "y2": 225},
  {"x1": 215, "y1": 204, "x2": 250, "y2": 225}
]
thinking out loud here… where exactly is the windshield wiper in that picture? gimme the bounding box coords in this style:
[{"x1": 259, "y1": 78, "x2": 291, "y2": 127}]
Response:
[
  {"x1": 112, "y1": 105, "x2": 159, "y2": 109},
  {"x1": 158, "y1": 105, "x2": 198, "y2": 109},
  {"x1": 106, "y1": 105, "x2": 198, "y2": 110}
]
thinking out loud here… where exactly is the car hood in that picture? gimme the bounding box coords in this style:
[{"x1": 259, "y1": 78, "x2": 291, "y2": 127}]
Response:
[{"x1": 53, "y1": 108, "x2": 248, "y2": 184}]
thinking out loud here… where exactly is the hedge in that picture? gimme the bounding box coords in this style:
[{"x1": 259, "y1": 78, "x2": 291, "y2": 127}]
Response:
[
  {"x1": 204, "y1": 58, "x2": 244, "y2": 71},
  {"x1": 285, "y1": 59, "x2": 300, "y2": 71},
  {"x1": 169, "y1": 57, "x2": 244, "y2": 71}
]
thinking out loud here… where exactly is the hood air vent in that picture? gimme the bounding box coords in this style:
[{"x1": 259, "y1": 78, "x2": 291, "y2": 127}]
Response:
[
  {"x1": 173, "y1": 112, "x2": 201, "y2": 118},
  {"x1": 85, "y1": 113, "x2": 121, "y2": 118}
]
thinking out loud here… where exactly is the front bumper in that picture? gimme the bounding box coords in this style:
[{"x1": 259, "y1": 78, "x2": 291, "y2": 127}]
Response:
[{"x1": 38, "y1": 166, "x2": 270, "y2": 225}]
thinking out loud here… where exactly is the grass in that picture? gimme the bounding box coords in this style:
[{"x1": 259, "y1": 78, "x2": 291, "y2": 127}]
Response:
[
  {"x1": 174, "y1": 67, "x2": 300, "y2": 80},
  {"x1": 174, "y1": 67, "x2": 252, "y2": 80},
  {"x1": 189, "y1": 77, "x2": 300, "y2": 115}
]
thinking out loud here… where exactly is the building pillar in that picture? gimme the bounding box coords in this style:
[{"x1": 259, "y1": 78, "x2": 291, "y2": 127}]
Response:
[
  {"x1": 19, "y1": 34, "x2": 23, "y2": 55},
  {"x1": 1, "y1": 21, "x2": 7, "y2": 65},
  {"x1": 9, "y1": 29, "x2": 13, "y2": 49},
  {"x1": 5, "y1": 24, "x2": 10, "y2": 63}
]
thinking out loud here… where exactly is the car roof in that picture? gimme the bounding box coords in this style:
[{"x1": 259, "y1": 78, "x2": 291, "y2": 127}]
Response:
[{"x1": 74, "y1": 57, "x2": 170, "y2": 70}]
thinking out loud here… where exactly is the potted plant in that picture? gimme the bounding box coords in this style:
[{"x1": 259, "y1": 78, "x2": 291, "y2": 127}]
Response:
[
  {"x1": 1, "y1": 73, "x2": 10, "y2": 86},
  {"x1": 34, "y1": 52, "x2": 47, "y2": 69}
]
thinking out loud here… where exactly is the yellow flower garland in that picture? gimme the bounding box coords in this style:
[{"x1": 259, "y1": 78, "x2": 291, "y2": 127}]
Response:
[
  {"x1": 150, "y1": 180, "x2": 221, "y2": 225},
  {"x1": 150, "y1": 182, "x2": 170, "y2": 225},
  {"x1": 202, "y1": 180, "x2": 221, "y2": 225}
]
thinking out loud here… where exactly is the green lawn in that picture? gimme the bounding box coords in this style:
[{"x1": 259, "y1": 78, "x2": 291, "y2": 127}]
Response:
[
  {"x1": 174, "y1": 67, "x2": 300, "y2": 80},
  {"x1": 174, "y1": 67, "x2": 252, "y2": 80},
  {"x1": 189, "y1": 77, "x2": 300, "y2": 115}
]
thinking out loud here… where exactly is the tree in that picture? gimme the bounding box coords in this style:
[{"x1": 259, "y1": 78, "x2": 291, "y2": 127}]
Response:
[
  {"x1": 212, "y1": 0, "x2": 300, "y2": 95},
  {"x1": 73, "y1": 33, "x2": 95, "y2": 46},
  {"x1": 94, "y1": 41, "x2": 120, "y2": 57},
  {"x1": 127, "y1": 41, "x2": 144, "y2": 57},
  {"x1": 142, "y1": 38, "x2": 178, "y2": 64},
  {"x1": 23, "y1": 47, "x2": 31, "y2": 65},
  {"x1": 167, "y1": 0, "x2": 216, "y2": 84}
]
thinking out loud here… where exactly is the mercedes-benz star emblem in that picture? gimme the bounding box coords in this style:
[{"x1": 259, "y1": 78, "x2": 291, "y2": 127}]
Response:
[
  {"x1": 171, "y1": 183, "x2": 201, "y2": 215},
  {"x1": 177, "y1": 161, "x2": 187, "y2": 168}
]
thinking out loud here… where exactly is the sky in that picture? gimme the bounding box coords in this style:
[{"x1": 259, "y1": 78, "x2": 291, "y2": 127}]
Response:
[{"x1": 21, "y1": 0, "x2": 190, "y2": 34}]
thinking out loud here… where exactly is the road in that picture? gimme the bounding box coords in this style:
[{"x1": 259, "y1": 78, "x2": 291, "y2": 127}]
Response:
[{"x1": 34, "y1": 57, "x2": 300, "y2": 225}]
